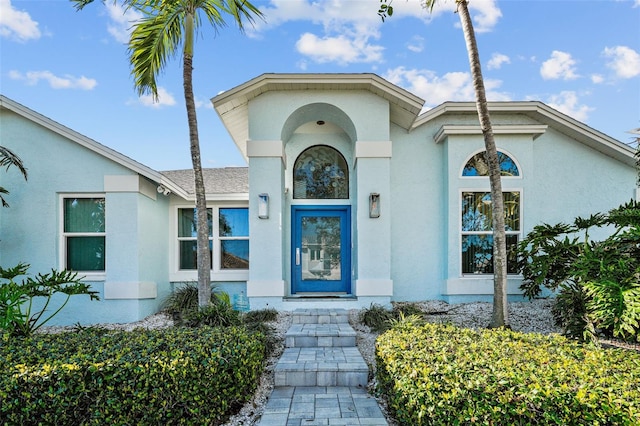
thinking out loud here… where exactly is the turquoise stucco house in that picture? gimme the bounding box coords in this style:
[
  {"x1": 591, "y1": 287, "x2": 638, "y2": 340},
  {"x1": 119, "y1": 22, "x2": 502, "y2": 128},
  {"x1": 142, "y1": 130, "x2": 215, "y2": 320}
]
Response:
[{"x1": 1, "y1": 73, "x2": 638, "y2": 325}]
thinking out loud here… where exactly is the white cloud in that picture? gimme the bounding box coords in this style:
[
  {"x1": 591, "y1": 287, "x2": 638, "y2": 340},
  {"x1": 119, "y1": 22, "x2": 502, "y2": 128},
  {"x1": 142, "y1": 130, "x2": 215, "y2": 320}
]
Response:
[
  {"x1": 105, "y1": 2, "x2": 142, "y2": 44},
  {"x1": 9, "y1": 70, "x2": 97, "y2": 90},
  {"x1": 256, "y1": 1, "x2": 385, "y2": 66},
  {"x1": 590, "y1": 74, "x2": 604, "y2": 84},
  {"x1": 403, "y1": 0, "x2": 502, "y2": 33},
  {"x1": 383, "y1": 66, "x2": 510, "y2": 108},
  {"x1": 254, "y1": 0, "x2": 501, "y2": 66},
  {"x1": 406, "y1": 35, "x2": 424, "y2": 53},
  {"x1": 255, "y1": 0, "x2": 384, "y2": 33},
  {"x1": 540, "y1": 51, "x2": 579, "y2": 80},
  {"x1": 546, "y1": 91, "x2": 593, "y2": 122},
  {"x1": 0, "y1": 0, "x2": 40, "y2": 42},
  {"x1": 138, "y1": 87, "x2": 176, "y2": 108},
  {"x1": 467, "y1": 0, "x2": 503, "y2": 33},
  {"x1": 296, "y1": 32, "x2": 383, "y2": 65},
  {"x1": 603, "y1": 46, "x2": 640, "y2": 79},
  {"x1": 487, "y1": 53, "x2": 510, "y2": 70},
  {"x1": 195, "y1": 96, "x2": 213, "y2": 110}
]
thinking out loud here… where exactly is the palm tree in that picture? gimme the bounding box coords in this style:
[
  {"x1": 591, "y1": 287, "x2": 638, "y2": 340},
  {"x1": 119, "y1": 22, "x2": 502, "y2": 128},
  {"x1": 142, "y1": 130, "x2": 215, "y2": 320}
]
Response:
[
  {"x1": 379, "y1": 0, "x2": 509, "y2": 328},
  {"x1": 0, "y1": 146, "x2": 28, "y2": 207},
  {"x1": 73, "y1": 0, "x2": 263, "y2": 307}
]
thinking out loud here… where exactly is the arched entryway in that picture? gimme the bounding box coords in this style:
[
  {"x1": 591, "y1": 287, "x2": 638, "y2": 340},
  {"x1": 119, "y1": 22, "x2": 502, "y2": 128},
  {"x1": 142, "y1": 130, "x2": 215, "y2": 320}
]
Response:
[{"x1": 291, "y1": 145, "x2": 351, "y2": 294}]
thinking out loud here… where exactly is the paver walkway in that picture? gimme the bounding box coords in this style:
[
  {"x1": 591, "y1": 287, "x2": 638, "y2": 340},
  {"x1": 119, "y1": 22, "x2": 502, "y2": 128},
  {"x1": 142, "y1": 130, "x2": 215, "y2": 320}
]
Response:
[{"x1": 257, "y1": 309, "x2": 388, "y2": 426}]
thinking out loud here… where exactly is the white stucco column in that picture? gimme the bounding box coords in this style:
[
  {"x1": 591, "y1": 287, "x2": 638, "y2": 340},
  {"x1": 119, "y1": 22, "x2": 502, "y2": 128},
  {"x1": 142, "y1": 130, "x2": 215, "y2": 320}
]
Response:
[
  {"x1": 103, "y1": 175, "x2": 159, "y2": 301},
  {"x1": 246, "y1": 140, "x2": 287, "y2": 297},
  {"x1": 353, "y1": 140, "x2": 393, "y2": 297}
]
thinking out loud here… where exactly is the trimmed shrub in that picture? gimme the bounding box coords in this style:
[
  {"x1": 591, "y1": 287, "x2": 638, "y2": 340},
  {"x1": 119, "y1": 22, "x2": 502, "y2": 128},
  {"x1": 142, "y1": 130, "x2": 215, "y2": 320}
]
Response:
[
  {"x1": 376, "y1": 322, "x2": 640, "y2": 425},
  {"x1": 242, "y1": 309, "x2": 280, "y2": 355},
  {"x1": 0, "y1": 326, "x2": 266, "y2": 425}
]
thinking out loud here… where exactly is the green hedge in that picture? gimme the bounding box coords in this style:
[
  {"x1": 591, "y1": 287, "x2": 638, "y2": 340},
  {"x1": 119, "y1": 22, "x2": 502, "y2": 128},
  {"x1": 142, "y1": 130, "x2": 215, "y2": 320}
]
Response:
[
  {"x1": 0, "y1": 326, "x2": 266, "y2": 425},
  {"x1": 376, "y1": 322, "x2": 640, "y2": 425}
]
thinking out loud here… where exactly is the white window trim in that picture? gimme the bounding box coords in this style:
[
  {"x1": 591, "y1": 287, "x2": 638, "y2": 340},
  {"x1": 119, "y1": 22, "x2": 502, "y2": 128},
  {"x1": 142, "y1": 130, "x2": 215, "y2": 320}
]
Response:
[
  {"x1": 170, "y1": 203, "x2": 249, "y2": 282},
  {"x1": 458, "y1": 187, "x2": 523, "y2": 278},
  {"x1": 59, "y1": 193, "x2": 106, "y2": 281},
  {"x1": 459, "y1": 148, "x2": 523, "y2": 179}
]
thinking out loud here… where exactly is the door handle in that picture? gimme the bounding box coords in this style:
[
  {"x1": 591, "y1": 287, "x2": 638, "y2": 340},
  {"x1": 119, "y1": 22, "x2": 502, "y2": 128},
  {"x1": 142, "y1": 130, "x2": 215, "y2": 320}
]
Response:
[{"x1": 296, "y1": 248, "x2": 301, "y2": 266}]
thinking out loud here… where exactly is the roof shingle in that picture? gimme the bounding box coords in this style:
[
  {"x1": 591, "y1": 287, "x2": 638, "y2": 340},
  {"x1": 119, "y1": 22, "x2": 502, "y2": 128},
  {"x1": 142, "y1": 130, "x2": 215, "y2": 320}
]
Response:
[{"x1": 161, "y1": 167, "x2": 248, "y2": 194}]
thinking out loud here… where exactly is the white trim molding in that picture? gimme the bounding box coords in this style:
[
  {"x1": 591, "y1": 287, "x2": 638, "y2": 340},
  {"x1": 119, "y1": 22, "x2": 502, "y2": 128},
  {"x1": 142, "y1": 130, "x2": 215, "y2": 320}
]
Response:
[
  {"x1": 247, "y1": 139, "x2": 286, "y2": 167},
  {"x1": 434, "y1": 124, "x2": 548, "y2": 144},
  {"x1": 247, "y1": 280, "x2": 286, "y2": 297},
  {"x1": 354, "y1": 279, "x2": 393, "y2": 296},
  {"x1": 355, "y1": 140, "x2": 392, "y2": 158},
  {"x1": 104, "y1": 281, "x2": 157, "y2": 299},
  {"x1": 104, "y1": 175, "x2": 158, "y2": 200},
  {"x1": 443, "y1": 278, "x2": 523, "y2": 295}
]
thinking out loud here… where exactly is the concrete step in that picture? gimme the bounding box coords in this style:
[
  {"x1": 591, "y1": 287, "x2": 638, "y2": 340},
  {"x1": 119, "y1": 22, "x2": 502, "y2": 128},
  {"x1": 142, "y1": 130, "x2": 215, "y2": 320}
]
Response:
[
  {"x1": 291, "y1": 308, "x2": 350, "y2": 324},
  {"x1": 285, "y1": 323, "x2": 356, "y2": 348},
  {"x1": 274, "y1": 347, "x2": 369, "y2": 388}
]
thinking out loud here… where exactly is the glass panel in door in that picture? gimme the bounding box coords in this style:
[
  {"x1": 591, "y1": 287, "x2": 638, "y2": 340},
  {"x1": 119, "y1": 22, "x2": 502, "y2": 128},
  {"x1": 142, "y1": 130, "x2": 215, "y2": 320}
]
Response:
[{"x1": 292, "y1": 206, "x2": 350, "y2": 293}]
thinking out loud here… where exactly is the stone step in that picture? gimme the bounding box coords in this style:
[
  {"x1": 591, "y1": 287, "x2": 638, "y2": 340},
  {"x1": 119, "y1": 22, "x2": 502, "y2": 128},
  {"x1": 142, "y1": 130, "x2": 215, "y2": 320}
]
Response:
[
  {"x1": 274, "y1": 347, "x2": 369, "y2": 388},
  {"x1": 285, "y1": 323, "x2": 356, "y2": 348},
  {"x1": 291, "y1": 308, "x2": 350, "y2": 325}
]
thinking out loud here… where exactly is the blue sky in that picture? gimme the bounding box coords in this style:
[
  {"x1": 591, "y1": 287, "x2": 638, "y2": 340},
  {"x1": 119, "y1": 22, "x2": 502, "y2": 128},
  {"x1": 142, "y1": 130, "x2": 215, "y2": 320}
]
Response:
[{"x1": 2, "y1": 0, "x2": 639, "y2": 171}]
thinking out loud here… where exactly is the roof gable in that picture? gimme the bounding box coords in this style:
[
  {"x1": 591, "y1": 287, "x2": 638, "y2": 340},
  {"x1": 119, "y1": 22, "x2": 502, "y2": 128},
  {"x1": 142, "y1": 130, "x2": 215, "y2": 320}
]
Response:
[
  {"x1": 211, "y1": 73, "x2": 425, "y2": 159},
  {"x1": 0, "y1": 95, "x2": 188, "y2": 198},
  {"x1": 416, "y1": 101, "x2": 637, "y2": 167}
]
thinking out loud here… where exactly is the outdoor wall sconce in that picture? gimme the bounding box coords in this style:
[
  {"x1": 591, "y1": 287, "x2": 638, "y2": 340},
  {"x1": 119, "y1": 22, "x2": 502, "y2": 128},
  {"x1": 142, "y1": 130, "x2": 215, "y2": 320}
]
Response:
[
  {"x1": 369, "y1": 193, "x2": 380, "y2": 218},
  {"x1": 258, "y1": 193, "x2": 269, "y2": 219}
]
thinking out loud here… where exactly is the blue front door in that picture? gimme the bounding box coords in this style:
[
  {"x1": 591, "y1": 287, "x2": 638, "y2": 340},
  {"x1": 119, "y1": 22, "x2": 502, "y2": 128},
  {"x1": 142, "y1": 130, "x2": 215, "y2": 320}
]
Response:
[{"x1": 292, "y1": 206, "x2": 351, "y2": 294}]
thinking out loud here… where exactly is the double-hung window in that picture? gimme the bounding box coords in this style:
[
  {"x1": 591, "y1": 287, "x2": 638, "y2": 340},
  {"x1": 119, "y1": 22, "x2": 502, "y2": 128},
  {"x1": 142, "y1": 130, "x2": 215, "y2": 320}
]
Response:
[
  {"x1": 219, "y1": 208, "x2": 249, "y2": 269},
  {"x1": 63, "y1": 197, "x2": 106, "y2": 272},
  {"x1": 176, "y1": 206, "x2": 249, "y2": 272},
  {"x1": 177, "y1": 208, "x2": 213, "y2": 270}
]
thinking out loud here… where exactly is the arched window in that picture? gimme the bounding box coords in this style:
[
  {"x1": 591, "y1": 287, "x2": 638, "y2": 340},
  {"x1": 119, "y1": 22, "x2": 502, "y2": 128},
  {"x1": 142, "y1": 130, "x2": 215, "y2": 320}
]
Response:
[
  {"x1": 293, "y1": 146, "x2": 349, "y2": 199},
  {"x1": 462, "y1": 151, "x2": 519, "y2": 177}
]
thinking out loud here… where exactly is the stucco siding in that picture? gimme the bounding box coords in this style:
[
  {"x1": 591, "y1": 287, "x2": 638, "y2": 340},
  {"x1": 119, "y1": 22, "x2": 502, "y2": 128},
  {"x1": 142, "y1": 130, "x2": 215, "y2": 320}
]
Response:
[
  {"x1": 390, "y1": 123, "x2": 445, "y2": 301},
  {"x1": 1, "y1": 107, "x2": 171, "y2": 325},
  {"x1": 389, "y1": 110, "x2": 636, "y2": 302},
  {"x1": 249, "y1": 91, "x2": 390, "y2": 142},
  {"x1": 529, "y1": 126, "x2": 636, "y2": 227},
  {"x1": 1, "y1": 108, "x2": 132, "y2": 271}
]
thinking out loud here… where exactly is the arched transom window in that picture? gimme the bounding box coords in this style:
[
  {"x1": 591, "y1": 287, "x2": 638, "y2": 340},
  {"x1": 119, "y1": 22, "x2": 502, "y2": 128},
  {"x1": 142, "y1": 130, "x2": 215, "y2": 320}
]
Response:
[
  {"x1": 293, "y1": 146, "x2": 349, "y2": 199},
  {"x1": 462, "y1": 151, "x2": 519, "y2": 177}
]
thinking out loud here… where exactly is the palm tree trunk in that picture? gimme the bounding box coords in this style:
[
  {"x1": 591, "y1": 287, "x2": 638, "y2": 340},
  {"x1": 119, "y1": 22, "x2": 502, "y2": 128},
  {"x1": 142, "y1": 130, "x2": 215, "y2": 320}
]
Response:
[
  {"x1": 457, "y1": 0, "x2": 509, "y2": 328},
  {"x1": 183, "y1": 46, "x2": 211, "y2": 308}
]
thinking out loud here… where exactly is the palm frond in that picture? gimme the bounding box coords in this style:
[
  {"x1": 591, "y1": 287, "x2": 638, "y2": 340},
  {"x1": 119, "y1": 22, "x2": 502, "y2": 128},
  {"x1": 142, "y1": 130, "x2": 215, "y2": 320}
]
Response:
[
  {"x1": 0, "y1": 146, "x2": 28, "y2": 180},
  {"x1": 224, "y1": 0, "x2": 264, "y2": 30},
  {"x1": 0, "y1": 187, "x2": 10, "y2": 208},
  {"x1": 70, "y1": 0, "x2": 97, "y2": 11},
  {"x1": 128, "y1": 8, "x2": 184, "y2": 99}
]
